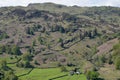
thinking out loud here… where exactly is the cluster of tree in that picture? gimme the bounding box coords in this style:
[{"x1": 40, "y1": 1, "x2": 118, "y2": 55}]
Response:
[
  {"x1": 0, "y1": 70, "x2": 18, "y2": 80},
  {"x1": 0, "y1": 60, "x2": 18, "y2": 80},
  {"x1": 25, "y1": 24, "x2": 42, "y2": 35},
  {"x1": 0, "y1": 32, "x2": 9, "y2": 41},
  {"x1": 0, "y1": 45, "x2": 21, "y2": 55},
  {"x1": 74, "y1": 28, "x2": 98, "y2": 42},
  {"x1": 80, "y1": 28, "x2": 98, "y2": 40},
  {"x1": 112, "y1": 43, "x2": 120, "y2": 70},
  {"x1": 0, "y1": 60, "x2": 7, "y2": 70},
  {"x1": 92, "y1": 55, "x2": 106, "y2": 67},
  {"x1": 27, "y1": 46, "x2": 35, "y2": 54},
  {"x1": 86, "y1": 70, "x2": 99, "y2": 80},
  {"x1": 51, "y1": 25, "x2": 65, "y2": 33},
  {"x1": 59, "y1": 28, "x2": 98, "y2": 48},
  {"x1": 16, "y1": 53, "x2": 32, "y2": 68},
  {"x1": 16, "y1": 61, "x2": 32, "y2": 68},
  {"x1": 51, "y1": 25, "x2": 80, "y2": 34}
]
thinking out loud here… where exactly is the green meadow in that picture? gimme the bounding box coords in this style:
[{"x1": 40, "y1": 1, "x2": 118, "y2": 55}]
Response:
[{"x1": 19, "y1": 68, "x2": 86, "y2": 80}]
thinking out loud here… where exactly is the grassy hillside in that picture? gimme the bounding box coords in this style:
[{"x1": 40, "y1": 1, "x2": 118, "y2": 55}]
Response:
[{"x1": 0, "y1": 3, "x2": 120, "y2": 80}]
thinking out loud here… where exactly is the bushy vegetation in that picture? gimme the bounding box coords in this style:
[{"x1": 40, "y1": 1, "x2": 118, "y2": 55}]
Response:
[
  {"x1": 0, "y1": 60, "x2": 18, "y2": 80},
  {"x1": 86, "y1": 70, "x2": 99, "y2": 80},
  {"x1": 60, "y1": 66, "x2": 68, "y2": 72},
  {"x1": 25, "y1": 24, "x2": 43, "y2": 35},
  {"x1": 0, "y1": 45, "x2": 21, "y2": 55},
  {"x1": 0, "y1": 32, "x2": 9, "y2": 41},
  {"x1": 113, "y1": 43, "x2": 120, "y2": 70}
]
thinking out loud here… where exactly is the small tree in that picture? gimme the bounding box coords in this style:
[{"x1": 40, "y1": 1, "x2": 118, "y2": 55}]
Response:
[
  {"x1": 32, "y1": 40, "x2": 36, "y2": 46},
  {"x1": 93, "y1": 28, "x2": 98, "y2": 36},
  {"x1": 16, "y1": 62, "x2": 24, "y2": 68},
  {"x1": 59, "y1": 27, "x2": 65, "y2": 33},
  {"x1": 38, "y1": 36, "x2": 46, "y2": 45},
  {"x1": 22, "y1": 53, "x2": 32, "y2": 61},
  {"x1": 60, "y1": 66, "x2": 67, "y2": 72},
  {"x1": 5, "y1": 46, "x2": 12, "y2": 54},
  {"x1": 88, "y1": 30, "x2": 92, "y2": 39},
  {"x1": 11, "y1": 45, "x2": 21, "y2": 55},
  {"x1": 58, "y1": 38, "x2": 63, "y2": 43},
  {"x1": 79, "y1": 33, "x2": 85, "y2": 40},
  {"x1": 0, "y1": 70, "x2": 4, "y2": 80},
  {"x1": 0, "y1": 45, "x2": 5, "y2": 54},
  {"x1": 24, "y1": 61, "x2": 32, "y2": 68},
  {"x1": 115, "y1": 56, "x2": 120, "y2": 70},
  {"x1": 86, "y1": 70, "x2": 99, "y2": 80},
  {"x1": 25, "y1": 27, "x2": 34, "y2": 35},
  {"x1": 4, "y1": 71, "x2": 18, "y2": 80},
  {"x1": 0, "y1": 60, "x2": 8, "y2": 71}
]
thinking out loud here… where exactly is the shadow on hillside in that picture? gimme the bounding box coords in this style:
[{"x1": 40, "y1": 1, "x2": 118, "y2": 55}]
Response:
[
  {"x1": 18, "y1": 68, "x2": 34, "y2": 77},
  {"x1": 49, "y1": 74, "x2": 68, "y2": 80}
]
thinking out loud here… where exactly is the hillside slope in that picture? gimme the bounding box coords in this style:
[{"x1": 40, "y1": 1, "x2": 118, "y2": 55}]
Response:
[{"x1": 0, "y1": 3, "x2": 120, "y2": 80}]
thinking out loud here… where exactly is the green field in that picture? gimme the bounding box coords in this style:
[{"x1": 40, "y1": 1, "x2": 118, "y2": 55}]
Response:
[
  {"x1": 19, "y1": 68, "x2": 86, "y2": 80},
  {"x1": 0, "y1": 55, "x2": 86, "y2": 80}
]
